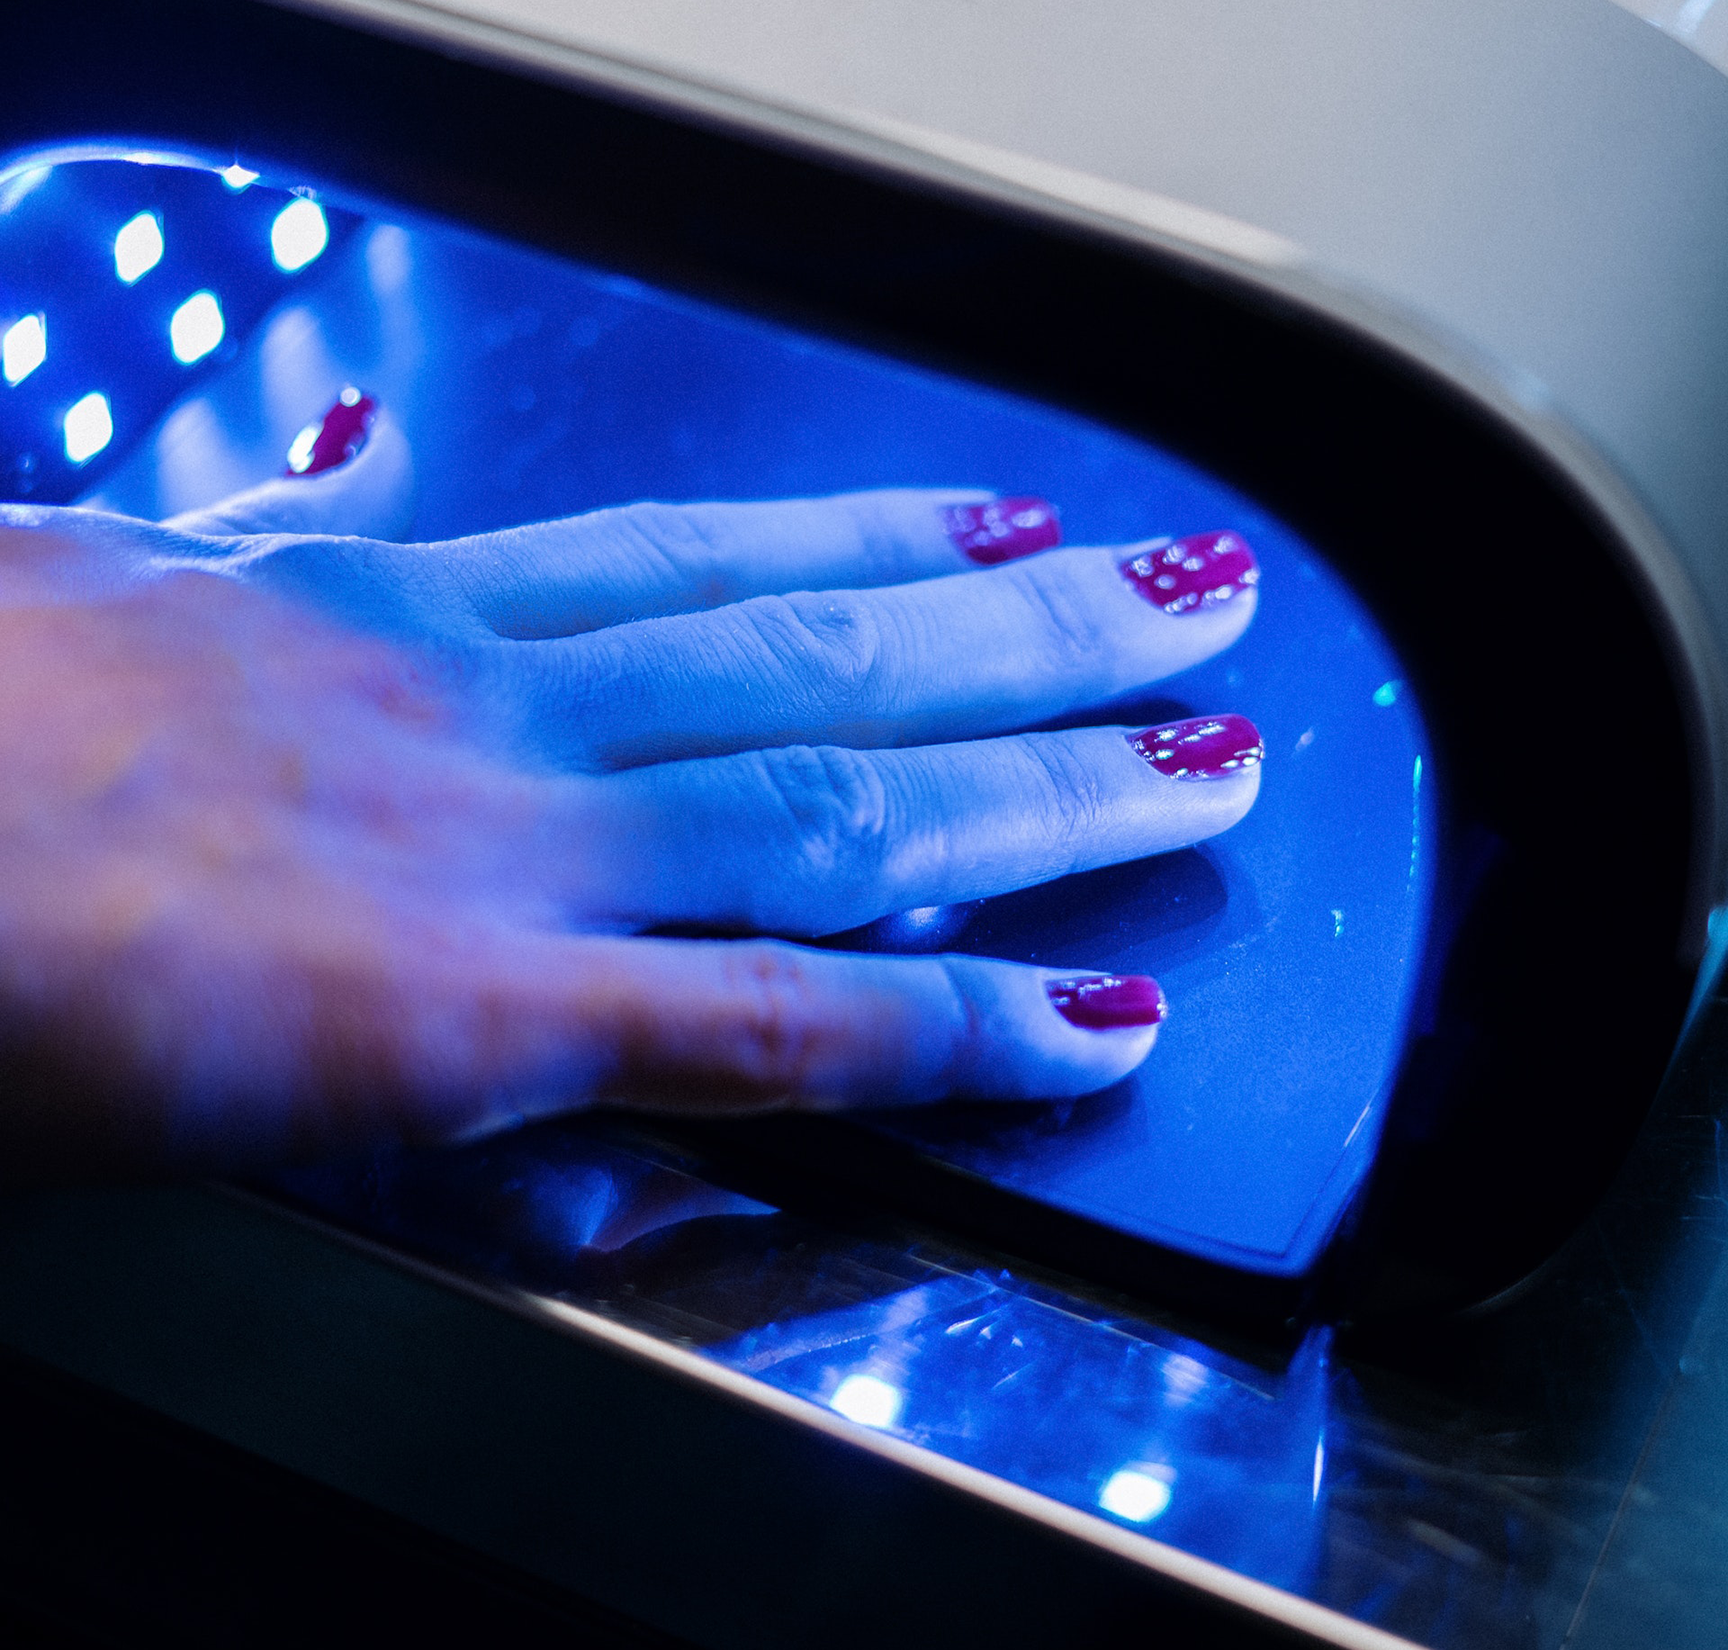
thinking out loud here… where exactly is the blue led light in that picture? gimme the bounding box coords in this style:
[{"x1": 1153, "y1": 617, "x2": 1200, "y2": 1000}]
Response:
[
  {"x1": 63, "y1": 392, "x2": 113, "y2": 463},
  {"x1": 2, "y1": 313, "x2": 45, "y2": 385},
  {"x1": 169, "y1": 291, "x2": 225, "y2": 364},
  {"x1": 114, "y1": 211, "x2": 164, "y2": 283},
  {"x1": 271, "y1": 198, "x2": 328, "y2": 272}
]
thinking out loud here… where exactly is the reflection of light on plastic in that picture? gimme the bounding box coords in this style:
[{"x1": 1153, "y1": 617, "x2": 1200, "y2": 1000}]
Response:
[
  {"x1": 284, "y1": 421, "x2": 319, "y2": 474},
  {"x1": 1312, "y1": 1437, "x2": 1326, "y2": 1502},
  {"x1": 1373, "y1": 679, "x2": 1402, "y2": 707},
  {"x1": 63, "y1": 392, "x2": 113, "y2": 463},
  {"x1": 1099, "y1": 1466, "x2": 1174, "y2": 1523},
  {"x1": 1161, "y1": 1352, "x2": 1207, "y2": 1404},
  {"x1": 0, "y1": 166, "x2": 52, "y2": 216},
  {"x1": 220, "y1": 164, "x2": 259, "y2": 190},
  {"x1": 114, "y1": 212, "x2": 164, "y2": 283},
  {"x1": 830, "y1": 1374, "x2": 903, "y2": 1429},
  {"x1": 271, "y1": 198, "x2": 328, "y2": 271},
  {"x1": 169, "y1": 292, "x2": 224, "y2": 363},
  {"x1": 2, "y1": 314, "x2": 46, "y2": 385}
]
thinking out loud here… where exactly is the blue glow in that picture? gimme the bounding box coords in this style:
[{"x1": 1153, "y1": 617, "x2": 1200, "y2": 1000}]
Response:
[
  {"x1": 1373, "y1": 679, "x2": 1403, "y2": 707},
  {"x1": 1099, "y1": 1466, "x2": 1175, "y2": 1523},
  {"x1": 63, "y1": 392, "x2": 113, "y2": 463},
  {"x1": 220, "y1": 164, "x2": 259, "y2": 191},
  {"x1": 2, "y1": 313, "x2": 45, "y2": 385},
  {"x1": 830, "y1": 1373, "x2": 903, "y2": 1429},
  {"x1": 270, "y1": 198, "x2": 328, "y2": 272},
  {"x1": 169, "y1": 291, "x2": 225, "y2": 364},
  {"x1": 114, "y1": 211, "x2": 164, "y2": 283}
]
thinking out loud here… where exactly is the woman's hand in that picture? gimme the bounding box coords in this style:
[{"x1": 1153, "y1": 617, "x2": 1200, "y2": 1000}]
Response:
[{"x1": 0, "y1": 396, "x2": 1262, "y2": 1178}]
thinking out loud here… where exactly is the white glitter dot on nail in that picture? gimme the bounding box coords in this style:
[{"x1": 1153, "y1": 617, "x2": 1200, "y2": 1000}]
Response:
[
  {"x1": 1155, "y1": 574, "x2": 1176, "y2": 588},
  {"x1": 1183, "y1": 556, "x2": 1205, "y2": 571},
  {"x1": 1154, "y1": 748, "x2": 1173, "y2": 760},
  {"x1": 1221, "y1": 759, "x2": 1239, "y2": 768}
]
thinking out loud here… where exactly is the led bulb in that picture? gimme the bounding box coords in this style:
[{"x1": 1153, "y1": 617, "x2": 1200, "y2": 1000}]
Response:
[
  {"x1": 63, "y1": 392, "x2": 113, "y2": 464},
  {"x1": 114, "y1": 212, "x2": 164, "y2": 283},
  {"x1": 2, "y1": 313, "x2": 46, "y2": 385},
  {"x1": 169, "y1": 291, "x2": 224, "y2": 364},
  {"x1": 271, "y1": 198, "x2": 328, "y2": 272}
]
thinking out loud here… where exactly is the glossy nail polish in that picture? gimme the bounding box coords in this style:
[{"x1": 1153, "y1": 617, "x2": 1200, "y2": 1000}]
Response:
[
  {"x1": 1129, "y1": 714, "x2": 1264, "y2": 781},
  {"x1": 1121, "y1": 530, "x2": 1258, "y2": 615},
  {"x1": 285, "y1": 387, "x2": 376, "y2": 477},
  {"x1": 942, "y1": 496, "x2": 1061, "y2": 565},
  {"x1": 1046, "y1": 974, "x2": 1168, "y2": 1030}
]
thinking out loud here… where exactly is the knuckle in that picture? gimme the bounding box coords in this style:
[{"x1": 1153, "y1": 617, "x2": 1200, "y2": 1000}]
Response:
[
  {"x1": 754, "y1": 745, "x2": 894, "y2": 907},
  {"x1": 721, "y1": 944, "x2": 827, "y2": 1088},
  {"x1": 604, "y1": 502, "x2": 733, "y2": 581},
  {"x1": 1007, "y1": 557, "x2": 1109, "y2": 674},
  {"x1": 739, "y1": 591, "x2": 886, "y2": 710},
  {"x1": 1021, "y1": 736, "x2": 1109, "y2": 849}
]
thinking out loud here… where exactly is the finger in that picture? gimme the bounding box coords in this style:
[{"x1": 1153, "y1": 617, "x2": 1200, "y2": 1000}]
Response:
[
  {"x1": 560, "y1": 721, "x2": 1261, "y2": 936},
  {"x1": 434, "y1": 936, "x2": 1164, "y2": 1130},
  {"x1": 8, "y1": 921, "x2": 1161, "y2": 1175},
  {"x1": 163, "y1": 393, "x2": 415, "y2": 541},
  {"x1": 510, "y1": 544, "x2": 1259, "y2": 769},
  {"x1": 437, "y1": 488, "x2": 1046, "y2": 637}
]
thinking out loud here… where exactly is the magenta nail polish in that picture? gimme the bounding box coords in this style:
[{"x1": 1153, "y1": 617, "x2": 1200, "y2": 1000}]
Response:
[
  {"x1": 1121, "y1": 530, "x2": 1258, "y2": 615},
  {"x1": 285, "y1": 387, "x2": 376, "y2": 477},
  {"x1": 1046, "y1": 974, "x2": 1168, "y2": 1030},
  {"x1": 942, "y1": 496, "x2": 1061, "y2": 565},
  {"x1": 1129, "y1": 714, "x2": 1264, "y2": 781}
]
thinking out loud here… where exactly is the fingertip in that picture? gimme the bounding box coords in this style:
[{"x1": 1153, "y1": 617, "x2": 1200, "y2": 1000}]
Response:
[{"x1": 937, "y1": 954, "x2": 1161, "y2": 1101}]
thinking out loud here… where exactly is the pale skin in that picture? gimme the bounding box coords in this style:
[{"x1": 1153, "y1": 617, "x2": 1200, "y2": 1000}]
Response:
[{"x1": 0, "y1": 414, "x2": 1258, "y2": 1181}]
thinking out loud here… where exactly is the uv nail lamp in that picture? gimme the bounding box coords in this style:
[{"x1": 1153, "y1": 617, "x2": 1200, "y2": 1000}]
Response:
[{"x1": 1, "y1": 0, "x2": 1723, "y2": 1333}]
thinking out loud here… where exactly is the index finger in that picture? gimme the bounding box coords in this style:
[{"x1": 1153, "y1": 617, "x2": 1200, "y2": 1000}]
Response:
[{"x1": 438, "y1": 488, "x2": 1043, "y2": 637}]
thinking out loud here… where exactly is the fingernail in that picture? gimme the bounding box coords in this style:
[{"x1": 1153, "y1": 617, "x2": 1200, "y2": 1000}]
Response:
[
  {"x1": 1121, "y1": 530, "x2": 1258, "y2": 615},
  {"x1": 285, "y1": 387, "x2": 377, "y2": 477},
  {"x1": 1046, "y1": 974, "x2": 1168, "y2": 1029},
  {"x1": 1129, "y1": 714, "x2": 1264, "y2": 781},
  {"x1": 942, "y1": 496, "x2": 1061, "y2": 565}
]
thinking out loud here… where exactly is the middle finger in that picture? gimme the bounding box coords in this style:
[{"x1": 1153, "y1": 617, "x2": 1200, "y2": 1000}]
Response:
[{"x1": 501, "y1": 543, "x2": 1258, "y2": 769}]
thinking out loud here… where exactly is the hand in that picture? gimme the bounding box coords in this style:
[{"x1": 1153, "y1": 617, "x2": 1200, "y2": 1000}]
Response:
[{"x1": 0, "y1": 396, "x2": 1261, "y2": 1178}]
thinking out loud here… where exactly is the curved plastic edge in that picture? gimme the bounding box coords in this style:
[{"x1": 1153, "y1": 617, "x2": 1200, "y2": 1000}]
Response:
[{"x1": 240, "y1": 1186, "x2": 1422, "y2": 1650}]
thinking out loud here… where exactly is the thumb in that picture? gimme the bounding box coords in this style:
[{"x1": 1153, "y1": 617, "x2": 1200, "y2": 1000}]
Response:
[{"x1": 164, "y1": 391, "x2": 415, "y2": 540}]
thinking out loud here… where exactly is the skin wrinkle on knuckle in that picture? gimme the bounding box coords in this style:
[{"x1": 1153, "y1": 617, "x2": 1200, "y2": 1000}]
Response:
[
  {"x1": 1005, "y1": 557, "x2": 1113, "y2": 684},
  {"x1": 1017, "y1": 737, "x2": 1111, "y2": 868},
  {"x1": 752, "y1": 745, "x2": 895, "y2": 924},
  {"x1": 608, "y1": 503, "x2": 736, "y2": 589},
  {"x1": 719, "y1": 944, "x2": 830, "y2": 1091},
  {"x1": 740, "y1": 591, "x2": 886, "y2": 718},
  {"x1": 932, "y1": 954, "x2": 987, "y2": 1096}
]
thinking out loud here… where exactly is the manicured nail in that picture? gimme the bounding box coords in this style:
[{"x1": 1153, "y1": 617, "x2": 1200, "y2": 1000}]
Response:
[
  {"x1": 285, "y1": 387, "x2": 376, "y2": 477},
  {"x1": 1121, "y1": 530, "x2": 1258, "y2": 615},
  {"x1": 1046, "y1": 974, "x2": 1168, "y2": 1030},
  {"x1": 1129, "y1": 714, "x2": 1264, "y2": 781},
  {"x1": 942, "y1": 496, "x2": 1061, "y2": 565}
]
